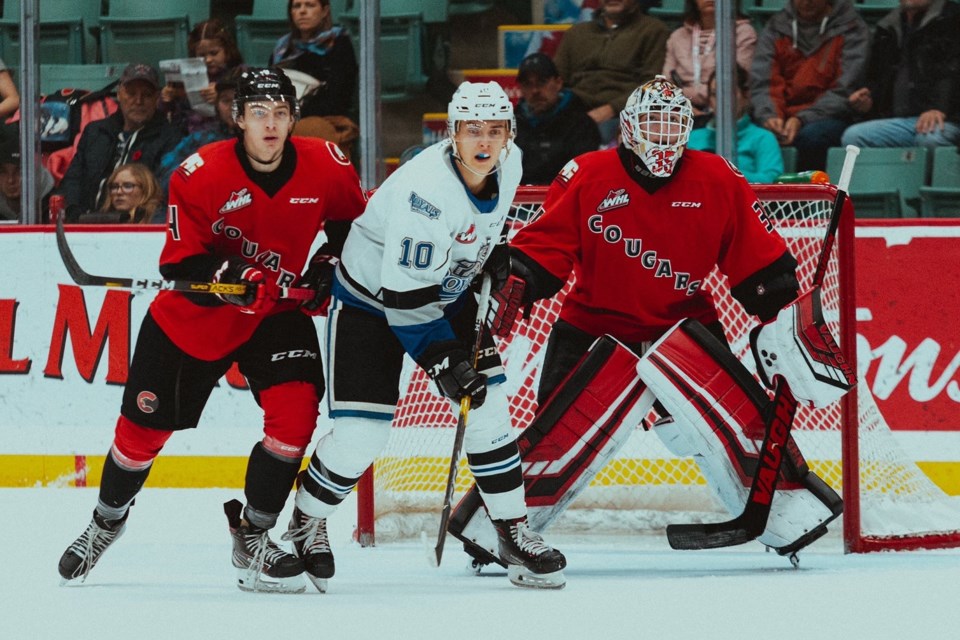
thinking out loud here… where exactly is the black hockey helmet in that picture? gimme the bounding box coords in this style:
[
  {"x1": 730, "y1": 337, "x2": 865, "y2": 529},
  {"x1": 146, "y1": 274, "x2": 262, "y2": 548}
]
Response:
[{"x1": 231, "y1": 67, "x2": 300, "y2": 122}]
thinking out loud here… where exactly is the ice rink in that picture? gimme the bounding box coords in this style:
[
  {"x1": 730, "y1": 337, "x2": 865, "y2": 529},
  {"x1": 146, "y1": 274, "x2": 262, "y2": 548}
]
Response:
[{"x1": 6, "y1": 487, "x2": 960, "y2": 640}]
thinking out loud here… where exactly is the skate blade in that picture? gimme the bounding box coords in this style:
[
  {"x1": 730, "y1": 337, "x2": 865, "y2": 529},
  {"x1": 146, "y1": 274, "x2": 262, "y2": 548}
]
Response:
[
  {"x1": 305, "y1": 574, "x2": 329, "y2": 593},
  {"x1": 507, "y1": 565, "x2": 566, "y2": 590},
  {"x1": 236, "y1": 568, "x2": 306, "y2": 594}
]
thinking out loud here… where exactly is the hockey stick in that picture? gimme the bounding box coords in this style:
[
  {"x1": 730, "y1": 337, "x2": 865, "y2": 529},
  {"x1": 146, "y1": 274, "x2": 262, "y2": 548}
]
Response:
[
  {"x1": 56, "y1": 215, "x2": 313, "y2": 300},
  {"x1": 665, "y1": 145, "x2": 860, "y2": 550},
  {"x1": 424, "y1": 272, "x2": 493, "y2": 568}
]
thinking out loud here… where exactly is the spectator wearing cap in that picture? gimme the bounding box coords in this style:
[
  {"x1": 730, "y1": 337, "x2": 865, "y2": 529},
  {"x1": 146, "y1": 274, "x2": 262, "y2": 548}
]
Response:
[
  {"x1": 58, "y1": 63, "x2": 183, "y2": 222},
  {"x1": 514, "y1": 53, "x2": 601, "y2": 185},
  {"x1": 0, "y1": 127, "x2": 54, "y2": 222},
  {"x1": 553, "y1": 0, "x2": 669, "y2": 142}
]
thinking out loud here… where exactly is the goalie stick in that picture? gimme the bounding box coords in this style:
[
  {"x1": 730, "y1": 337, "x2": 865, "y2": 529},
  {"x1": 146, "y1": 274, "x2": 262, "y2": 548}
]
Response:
[
  {"x1": 423, "y1": 272, "x2": 493, "y2": 568},
  {"x1": 665, "y1": 144, "x2": 860, "y2": 550},
  {"x1": 55, "y1": 215, "x2": 313, "y2": 300}
]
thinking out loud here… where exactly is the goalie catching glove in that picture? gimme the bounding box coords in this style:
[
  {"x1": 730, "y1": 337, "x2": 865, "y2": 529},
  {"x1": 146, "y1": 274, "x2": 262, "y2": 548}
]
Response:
[
  {"x1": 212, "y1": 257, "x2": 279, "y2": 315},
  {"x1": 420, "y1": 341, "x2": 487, "y2": 408},
  {"x1": 298, "y1": 245, "x2": 339, "y2": 316},
  {"x1": 750, "y1": 287, "x2": 856, "y2": 408}
]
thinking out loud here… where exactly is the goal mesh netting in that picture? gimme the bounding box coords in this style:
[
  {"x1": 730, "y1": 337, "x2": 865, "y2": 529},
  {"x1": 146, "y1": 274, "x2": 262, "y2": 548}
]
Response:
[{"x1": 357, "y1": 185, "x2": 960, "y2": 552}]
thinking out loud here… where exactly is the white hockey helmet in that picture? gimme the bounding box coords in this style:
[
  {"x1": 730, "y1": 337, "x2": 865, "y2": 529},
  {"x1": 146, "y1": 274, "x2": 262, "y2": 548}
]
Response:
[
  {"x1": 447, "y1": 81, "x2": 515, "y2": 141},
  {"x1": 619, "y1": 75, "x2": 694, "y2": 177}
]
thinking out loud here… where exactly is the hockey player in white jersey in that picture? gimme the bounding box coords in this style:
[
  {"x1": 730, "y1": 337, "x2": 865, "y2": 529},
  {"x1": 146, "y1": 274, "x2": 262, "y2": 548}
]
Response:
[{"x1": 283, "y1": 81, "x2": 567, "y2": 590}]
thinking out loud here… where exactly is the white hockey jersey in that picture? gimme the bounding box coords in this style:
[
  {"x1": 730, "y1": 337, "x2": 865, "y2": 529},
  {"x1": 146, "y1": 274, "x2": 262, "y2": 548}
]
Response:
[{"x1": 335, "y1": 139, "x2": 522, "y2": 361}]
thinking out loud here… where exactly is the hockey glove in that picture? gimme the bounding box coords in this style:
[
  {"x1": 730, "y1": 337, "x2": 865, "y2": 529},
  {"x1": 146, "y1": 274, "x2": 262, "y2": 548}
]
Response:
[
  {"x1": 479, "y1": 242, "x2": 511, "y2": 294},
  {"x1": 421, "y1": 342, "x2": 487, "y2": 409},
  {"x1": 212, "y1": 257, "x2": 279, "y2": 315},
  {"x1": 299, "y1": 247, "x2": 339, "y2": 317}
]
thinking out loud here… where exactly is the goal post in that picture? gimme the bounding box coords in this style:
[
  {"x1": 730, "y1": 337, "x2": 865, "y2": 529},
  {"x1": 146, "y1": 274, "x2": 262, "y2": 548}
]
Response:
[{"x1": 355, "y1": 184, "x2": 960, "y2": 554}]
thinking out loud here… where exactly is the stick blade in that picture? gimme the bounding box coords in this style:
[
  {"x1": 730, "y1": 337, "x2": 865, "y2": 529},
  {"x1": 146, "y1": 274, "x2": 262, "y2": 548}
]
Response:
[
  {"x1": 420, "y1": 531, "x2": 441, "y2": 568},
  {"x1": 666, "y1": 516, "x2": 761, "y2": 550}
]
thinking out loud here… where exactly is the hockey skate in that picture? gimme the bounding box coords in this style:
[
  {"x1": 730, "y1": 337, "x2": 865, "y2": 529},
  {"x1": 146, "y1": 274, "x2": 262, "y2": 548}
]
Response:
[
  {"x1": 492, "y1": 517, "x2": 567, "y2": 589},
  {"x1": 58, "y1": 509, "x2": 128, "y2": 584},
  {"x1": 282, "y1": 506, "x2": 334, "y2": 593},
  {"x1": 224, "y1": 499, "x2": 305, "y2": 594}
]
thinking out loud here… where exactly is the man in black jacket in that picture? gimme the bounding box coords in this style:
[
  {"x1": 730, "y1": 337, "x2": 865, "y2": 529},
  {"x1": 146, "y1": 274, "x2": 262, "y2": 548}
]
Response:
[
  {"x1": 842, "y1": 0, "x2": 960, "y2": 149},
  {"x1": 59, "y1": 63, "x2": 183, "y2": 221},
  {"x1": 514, "y1": 53, "x2": 601, "y2": 185}
]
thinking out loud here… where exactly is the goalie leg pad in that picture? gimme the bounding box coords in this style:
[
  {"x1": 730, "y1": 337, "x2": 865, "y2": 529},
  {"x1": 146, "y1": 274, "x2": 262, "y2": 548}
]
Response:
[
  {"x1": 449, "y1": 336, "x2": 654, "y2": 566},
  {"x1": 639, "y1": 319, "x2": 842, "y2": 552},
  {"x1": 750, "y1": 287, "x2": 856, "y2": 408}
]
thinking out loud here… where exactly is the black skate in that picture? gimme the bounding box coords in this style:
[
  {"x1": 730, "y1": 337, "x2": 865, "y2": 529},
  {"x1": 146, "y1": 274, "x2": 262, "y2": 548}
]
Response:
[
  {"x1": 492, "y1": 517, "x2": 567, "y2": 589},
  {"x1": 282, "y1": 506, "x2": 334, "y2": 593},
  {"x1": 58, "y1": 509, "x2": 128, "y2": 584},
  {"x1": 224, "y1": 499, "x2": 305, "y2": 594}
]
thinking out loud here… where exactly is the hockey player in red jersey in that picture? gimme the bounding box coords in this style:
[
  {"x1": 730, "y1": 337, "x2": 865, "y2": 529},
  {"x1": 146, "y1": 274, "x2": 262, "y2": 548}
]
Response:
[
  {"x1": 451, "y1": 75, "x2": 845, "y2": 564},
  {"x1": 57, "y1": 68, "x2": 367, "y2": 593}
]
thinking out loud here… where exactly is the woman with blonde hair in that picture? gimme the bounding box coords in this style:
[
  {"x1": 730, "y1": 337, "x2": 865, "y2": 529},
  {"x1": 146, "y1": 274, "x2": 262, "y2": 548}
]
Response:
[{"x1": 91, "y1": 164, "x2": 163, "y2": 224}]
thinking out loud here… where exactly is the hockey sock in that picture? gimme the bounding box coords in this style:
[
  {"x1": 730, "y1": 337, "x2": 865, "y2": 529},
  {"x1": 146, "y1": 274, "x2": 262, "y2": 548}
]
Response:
[
  {"x1": 97, "y1": 450, "x2": 150, "y2": 515},
  {"x1": 243, "y1": 442, "x2": 301, "y2": 528}
]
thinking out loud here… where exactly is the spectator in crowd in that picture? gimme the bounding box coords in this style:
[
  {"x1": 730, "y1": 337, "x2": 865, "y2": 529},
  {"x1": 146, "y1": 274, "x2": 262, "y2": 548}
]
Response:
[
  {"x1": 554, "y1": 0, "x2": 670, "y2": 142},
  {"x1": 271, "y1": 0, "x2": 358, "y2": 120},
  {"x1": 842, "y1": 0, "x2": 960, "y2": 150},
  {"x1": 514, "y1": 53, "x2": 601, "y2": 184},
  {"x1": 663, "y1": 0, "x2": 757, "y2": 124},
  {"x1": 58, "y1": 63, "x2": 182, "y2": 222},
  {"x1": 0, "y1": 127, "x2": 54, "y2": 222},
  {"x1": 156, "y1": 67, "x2": 244, "y2": 197},
  {"x1": 750, "y1": 0, "x2": 867, "y2": 171},
  {"x1": 160, "y1": 19, "x2": 245, "y2": 134},
  {"x1": 688, "y1": 66, "x2": 784, "y2": 183},
  {"x1": 0, "y1": 57, "x2": 19, "y2": 121},
  {"x1": 80, "y1": 164, "x2": 163, "y2": 224},
  {"x1": 293, "y1": 114, "x2": 359, "y2": 162}
]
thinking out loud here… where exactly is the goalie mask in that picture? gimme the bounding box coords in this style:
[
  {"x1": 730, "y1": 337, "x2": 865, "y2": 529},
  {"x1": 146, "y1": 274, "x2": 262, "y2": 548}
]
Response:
[
  {"x1": 619, "y1": 75, "x2": 693, "y2": 178},
  {"x1": 447, "y1": 81, "x2": 515, "y2": 175},
  {"x1": 232, "y1": 67, "x2": 300, "y2": 124}
]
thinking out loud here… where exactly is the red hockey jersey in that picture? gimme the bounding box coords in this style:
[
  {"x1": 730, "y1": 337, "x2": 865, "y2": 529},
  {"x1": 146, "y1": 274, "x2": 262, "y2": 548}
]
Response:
[
  {"x1": 511, "y1": 148, "x2": 788, "y2": 342},
  {"x1": 150, "y1": 137, "x2": 367, "y2": 360}
]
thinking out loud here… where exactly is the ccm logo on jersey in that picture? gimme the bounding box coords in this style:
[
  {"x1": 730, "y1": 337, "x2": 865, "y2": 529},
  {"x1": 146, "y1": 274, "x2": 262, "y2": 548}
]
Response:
[
  {"x1": 220, "y1": 188, "x2": 253, "y2": 213},
  {"x1": 290, "y1": 197, "x2": 320, "y2": 204},
  {"x1": 270, "y1": 349, "x2": 318, "y2": 362},
  {"x1": 672, "y1": 201, "x2": 702, "y2": 208}
]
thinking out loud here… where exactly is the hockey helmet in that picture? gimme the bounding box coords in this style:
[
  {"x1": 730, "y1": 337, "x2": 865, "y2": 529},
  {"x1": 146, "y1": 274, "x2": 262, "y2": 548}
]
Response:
[
  {"x1": 619, "y1": 75, "x2": 693, "y2": 177},
  {"x1": 447, "y1": 81, "x2": 516, "y2": 140},
  {"x1": 232, "y1": 67, "x2": 300, "y2": 122}
]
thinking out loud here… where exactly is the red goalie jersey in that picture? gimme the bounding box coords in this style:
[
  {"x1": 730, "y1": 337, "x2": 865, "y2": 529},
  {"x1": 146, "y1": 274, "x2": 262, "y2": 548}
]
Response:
[
  {"x1": 510, "y1": 148, "x2": 790, "y2": 342},
  {"x1": 150, "y1": 138, "x2": 367, "y2": 360}
]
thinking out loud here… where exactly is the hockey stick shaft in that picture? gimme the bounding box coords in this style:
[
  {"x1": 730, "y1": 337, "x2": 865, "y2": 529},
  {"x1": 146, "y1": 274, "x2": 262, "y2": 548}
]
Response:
[
  {"x1": 430, "y1": 273, "x2": 493, "y2": 567},
  {"x1": 666, "y1": 146, "x2": 860, "y2": 551},
  {"x1": 55, "y1": 215, "x2": 313, "y2": 300}
]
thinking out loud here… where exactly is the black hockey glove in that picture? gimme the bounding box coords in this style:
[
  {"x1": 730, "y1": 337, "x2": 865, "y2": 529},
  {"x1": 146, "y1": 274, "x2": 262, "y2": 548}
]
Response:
[
  {"x1": 421, "y1": 341, "x2": 487, "y2": 409},
  {"x1": 299, "y1": 245, "x2": 339, "y2": 317},
  {"x1": 479, "y1": 242, "x2": 511, "y2": 294},
  {"x1": 211, "y1": 256, "x2": 278, "y2": 315}
]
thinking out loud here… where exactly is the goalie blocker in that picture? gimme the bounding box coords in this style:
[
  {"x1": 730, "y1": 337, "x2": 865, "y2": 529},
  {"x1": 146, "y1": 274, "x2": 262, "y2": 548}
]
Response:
[{"x1": 450, "y1": 313, "x2": 847, "y2": 565}]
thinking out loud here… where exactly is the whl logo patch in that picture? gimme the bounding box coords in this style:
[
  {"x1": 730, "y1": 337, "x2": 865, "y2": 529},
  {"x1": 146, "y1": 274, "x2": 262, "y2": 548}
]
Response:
[
  {"x1": 597, "y1": 189, "x2": 630, "y2": 212},
  {"x1": 220, "y1": 188, "x2": 253, "y2": 214},
  {"x1": 409, "y1": 191, "x2": 441, "y2": 219},
  {"x1": 455, "y1": 224, "x2": 477, "y2": 244}
]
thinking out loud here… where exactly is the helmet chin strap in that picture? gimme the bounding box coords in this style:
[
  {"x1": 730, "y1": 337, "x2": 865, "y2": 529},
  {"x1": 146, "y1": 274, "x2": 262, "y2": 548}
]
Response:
[{"x1": 451, "y1": 143, "x2": 505, "y2": 178}]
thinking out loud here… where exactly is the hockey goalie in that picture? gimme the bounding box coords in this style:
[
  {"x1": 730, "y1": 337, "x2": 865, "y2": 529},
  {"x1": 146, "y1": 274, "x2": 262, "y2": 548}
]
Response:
[{"x1": 448, "y1": 76, "x2": 856, "y2": 568}]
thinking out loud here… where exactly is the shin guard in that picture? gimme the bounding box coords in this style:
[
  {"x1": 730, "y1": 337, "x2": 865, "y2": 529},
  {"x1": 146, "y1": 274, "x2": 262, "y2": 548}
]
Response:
[
  {"x1": 638, "y1": 319, "x2": 842, "y2": 554},
  {"x1": 449, "y1": 336, "x2": 654, "y2": 567}
]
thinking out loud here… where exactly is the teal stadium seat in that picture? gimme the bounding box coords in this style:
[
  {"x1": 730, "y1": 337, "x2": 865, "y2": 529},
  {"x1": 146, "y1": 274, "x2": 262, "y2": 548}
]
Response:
[
  {"x1": 855, "y1": 0, "x2": 899, "y2": 29},
  {"x1": 0, "y1": 0, "x2": 101, "y2": 65},
  {"x1": 447, "y1": 1, "x2": 495, "y2": 16},
  {"x1": 826, "y1": 146, "x2": 930, "y2": 218},
  {"x1": 747, "y1": 0, "x2": 790, "y2": 32},
  {"x1": 781, "y1": 146, "x2": 798, "y2": 173},
  {"x1": 39, "y1": 63, "x2": 127, "y2": 96},
  {"x1": 341, "y1": 1, "x2": 433, "y2": 101},
  {"x1": 100, "y1": 1, "x2": 210, "y2": 72},
  {"x1": 235, "y1": 1, "x2": 290, "y2": 67},
  {"x1": 920, "y1": 147, "x2": 960, "y2": 217},
  {"x1": 650, "y1": 0, "x2": 688, "y2": 30}
]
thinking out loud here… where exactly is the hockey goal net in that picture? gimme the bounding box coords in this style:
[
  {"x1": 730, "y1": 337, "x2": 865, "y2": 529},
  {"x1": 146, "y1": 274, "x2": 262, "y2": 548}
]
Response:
[{"x1": 356, "y1": 184, "x2": 960, "y2": 553}]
